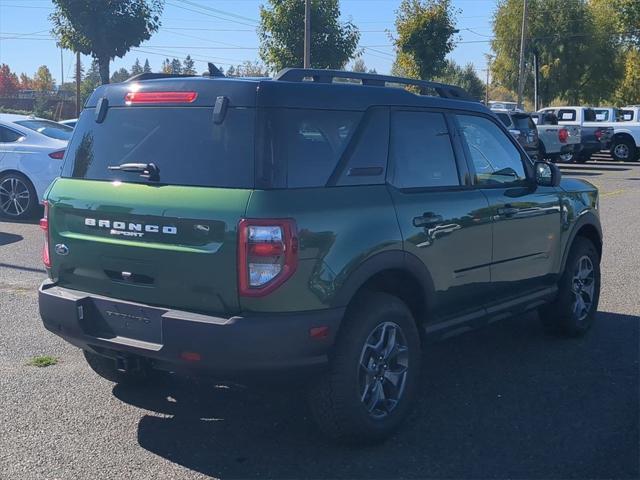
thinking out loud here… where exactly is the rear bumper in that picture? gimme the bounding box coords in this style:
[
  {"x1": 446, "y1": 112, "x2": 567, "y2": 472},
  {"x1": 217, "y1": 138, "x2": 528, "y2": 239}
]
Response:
[{"x1": 39, "y1": 281, "x2": 344, "y2": 379}]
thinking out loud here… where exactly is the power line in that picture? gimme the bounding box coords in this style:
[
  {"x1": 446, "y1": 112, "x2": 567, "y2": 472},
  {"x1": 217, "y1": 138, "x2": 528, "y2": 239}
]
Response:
[
  {"x1": 175, "y1": 0, "x2": 258, "y2": 24},
  {"x1": 165, "y1": 1, "x2": 258, "y2": 28}
]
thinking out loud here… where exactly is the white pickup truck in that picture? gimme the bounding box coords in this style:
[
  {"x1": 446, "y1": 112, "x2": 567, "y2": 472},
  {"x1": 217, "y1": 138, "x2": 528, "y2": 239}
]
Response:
[
  {"x1": 589, "y1": 106, "x2": 640, "y2": 161},
  {"x1": 529, "y1": 111, "x2": 581, "y2": 161},
  {"x1": 538, "y1": 107, "x2": 615, "y2": 162}
]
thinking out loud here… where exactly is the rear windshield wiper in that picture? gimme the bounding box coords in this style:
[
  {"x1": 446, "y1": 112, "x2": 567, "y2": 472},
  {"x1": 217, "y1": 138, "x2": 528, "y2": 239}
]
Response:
[{"x1": 108, "y1": 162, "x2": 160, "y2": 181}]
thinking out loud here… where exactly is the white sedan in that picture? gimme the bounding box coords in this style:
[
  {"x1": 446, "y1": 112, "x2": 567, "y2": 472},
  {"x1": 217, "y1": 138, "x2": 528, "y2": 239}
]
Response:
[{"x1": 0, "y1": 114, "x2": 72, "y2": 219}]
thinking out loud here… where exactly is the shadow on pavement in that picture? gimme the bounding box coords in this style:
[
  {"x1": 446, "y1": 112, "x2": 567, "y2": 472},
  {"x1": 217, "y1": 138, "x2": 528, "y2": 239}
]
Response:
[
  {"x1": 0, "y1": 232, "x2": 23, "y2": 246},
  {"x1": 114, "y1": 311, "x2": 639, "y2": 480}
]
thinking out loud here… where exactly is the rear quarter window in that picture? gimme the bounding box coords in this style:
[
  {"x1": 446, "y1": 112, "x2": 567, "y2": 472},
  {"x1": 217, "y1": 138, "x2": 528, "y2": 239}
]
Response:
[
  {"x1": 15, "y1": 119, "x2": 72, "y2": 141},
  {"x1": 261, "y1": 108, "x2": 362, "y2": 188}
]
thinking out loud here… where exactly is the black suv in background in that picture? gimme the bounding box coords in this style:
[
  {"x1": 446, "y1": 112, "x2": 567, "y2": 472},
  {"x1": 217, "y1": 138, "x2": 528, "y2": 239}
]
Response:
[
  {"x1": 495, "y1": 110, "x2": 541, "y2": 160},
  {"x1": 39, "y1": 69, "x2": 603, "y2": 443}
]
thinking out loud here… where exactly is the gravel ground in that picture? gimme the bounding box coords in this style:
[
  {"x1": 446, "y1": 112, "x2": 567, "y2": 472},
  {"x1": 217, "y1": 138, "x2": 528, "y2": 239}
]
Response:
[{"x1": 0, "y1": 159, "x2": 638, "y2": 480}]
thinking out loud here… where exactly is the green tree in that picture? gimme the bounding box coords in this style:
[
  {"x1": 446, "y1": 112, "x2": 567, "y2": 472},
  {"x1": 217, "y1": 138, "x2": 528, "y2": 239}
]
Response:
[
  {"x1": 259, "y1": 0, "x2": 360, "y2": 72},
  {"x1": 110, "y1": 67, "x2": 130, "y2": 83},
  {"x1": 352, "y1": 58, "x2": 367, "y2": 72},
  {"x1": 161, "y1": 58, "x2": 171, "y2": 74},
  {"x1": 33, "y1": 65, "x2": 55, "y2": 92},
  {"x1": 50, "y1": 0, "x2": 164, "y2": 85},
  {"x1": 131, "y1": 58, "x2": 143, "y2": 75},
  {"x1": 143, "y1": 58, "x2": 152, "y2": 73},
  {"x1": 392, "y1": 0, "x2": 458, "y2": 80},
  {"x1": 236, "y1": 60, "x2": 269, "y2": 77},
  {"x1": 0, "y1": 64, "x2": 20, "y2": 97},
  {"x1": 226, "y1": 65, "x2": 237, "y2": 77},
  {"x1": 170, "y1": 58, "x2": 182, "y2": 74},
  {"x1": 182, "y1": 54, "x2": 196, "y2": 75},
  {"x1": 435, "y1": 60, "x2": 485, "y2": 100},
  {"x1": 614, "y1": 48, "x2": 640, "y2": 105},
  {"x1": 492, "y1": 0, "x2": 619, "y2": 106},
  {"x1": 80, "y1": 59, "x2": 101, "y2": 104}
]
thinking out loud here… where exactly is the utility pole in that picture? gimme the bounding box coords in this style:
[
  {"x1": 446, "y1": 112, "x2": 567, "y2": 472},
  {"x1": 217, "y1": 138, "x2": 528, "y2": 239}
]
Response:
[
  {"x1": 60, "y1": 48, "x2": 64, "y2": 87},
  {"x1": 75, "y1": 51, "x2": 81, "y2": 117},
  {"x1": 516, "y1": 0, "x2": 528, "y2": 110},
  {"x1": 533, "y1": 50, "x2": 539, "y2": 111},
  {"x1": 304, "y1": 0, "x2": 311, "y2": 68},
  {"x1": 485, "y1": 67, "x2": 490, "y2": 105}
]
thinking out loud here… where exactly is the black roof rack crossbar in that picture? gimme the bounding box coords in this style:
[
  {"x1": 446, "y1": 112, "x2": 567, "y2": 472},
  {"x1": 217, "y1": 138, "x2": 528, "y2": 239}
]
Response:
[
  {"x1": 273, "y1": 68, "x2": 471, "y2": 100},
  {"x1": 126, "y1": 73, "x2": 198, "y2": 82}
]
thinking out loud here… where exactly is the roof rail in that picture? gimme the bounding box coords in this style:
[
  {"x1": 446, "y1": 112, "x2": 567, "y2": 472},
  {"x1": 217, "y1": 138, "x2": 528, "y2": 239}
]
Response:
[
  {"x1": 273, "y1": 68, "x2": 472, "y2": 100},
  {"x1": 126, "y1": 73, "x2": 198, "y2": 82}
]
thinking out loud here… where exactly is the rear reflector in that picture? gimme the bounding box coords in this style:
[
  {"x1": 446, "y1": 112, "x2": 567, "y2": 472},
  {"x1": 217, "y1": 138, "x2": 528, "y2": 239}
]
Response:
[
  {"x1": 180, "y1": 351, "x2": 202, "y2": 362},
  {"x1": 125, "y1": 91, "x2": 198, "y2": 104},
  {"x1": 48, "y1": 150, "x2": 65, "y2": 160},
  {"x1": 40, "y1": 201, "x2": 51, "y2": 268}
]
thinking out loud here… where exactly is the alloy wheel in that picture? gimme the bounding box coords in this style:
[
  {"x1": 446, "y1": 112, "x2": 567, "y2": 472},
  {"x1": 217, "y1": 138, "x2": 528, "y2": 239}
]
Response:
[
  {"x1": 571, "y1": 255, "x2": 595, "y2": 322},
  {"x1": 358, "y1": 321, "x2": 409, "y2": 419},
  {"x1": 613, "y1": 143, "x2": 630, "y2": 160},
  {"x1": 0, "y1": 176, "x2": 31, "y2": 217}
]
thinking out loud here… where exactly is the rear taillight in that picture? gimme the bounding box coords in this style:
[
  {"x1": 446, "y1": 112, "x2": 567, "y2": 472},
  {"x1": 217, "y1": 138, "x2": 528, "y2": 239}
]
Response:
[
  {"x1": 48, "y1": 150, "x2": 65, "y2": 160},
  {"x1": 238, "y1": 219, "x2": 298, "y2": 297},
  {"x1": 125, "y1": 91, "x2": 198, "y2": 104},
  {"x1": 40, "y1": 201, "x2": 51, "y2": 268},
  {"x1": 558, "y1": 128, "x2": 569, "y2": 143}
]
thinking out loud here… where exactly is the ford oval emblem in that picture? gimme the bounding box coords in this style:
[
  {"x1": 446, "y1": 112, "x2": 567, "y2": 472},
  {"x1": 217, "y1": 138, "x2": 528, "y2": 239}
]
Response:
[{"x1": 54, "y1": 244, "x2": 69, "y2": 256}]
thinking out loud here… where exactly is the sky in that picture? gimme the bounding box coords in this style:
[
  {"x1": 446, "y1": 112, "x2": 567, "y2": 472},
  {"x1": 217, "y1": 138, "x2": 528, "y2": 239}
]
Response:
[{"x1": 0, "y1": 0, "x2": 496, "y2": 84}]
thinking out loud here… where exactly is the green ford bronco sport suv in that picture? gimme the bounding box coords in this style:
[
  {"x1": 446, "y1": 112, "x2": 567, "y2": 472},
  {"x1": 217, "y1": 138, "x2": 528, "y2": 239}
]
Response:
[{"x1": 39, "y1": 68, "x2": 602, "y2": 443}]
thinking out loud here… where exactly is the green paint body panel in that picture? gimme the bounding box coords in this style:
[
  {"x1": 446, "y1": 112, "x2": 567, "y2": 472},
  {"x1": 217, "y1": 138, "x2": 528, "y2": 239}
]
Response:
[
  {"x1": 47, "y1": 178, "x2": 251, "y2": 315},
  {"x1": 44, "y1": 175, "x2": 601, "y2": 322}
]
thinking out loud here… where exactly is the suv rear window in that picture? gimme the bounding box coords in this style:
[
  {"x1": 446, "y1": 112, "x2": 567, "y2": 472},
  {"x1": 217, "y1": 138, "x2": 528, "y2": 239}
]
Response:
[
  {"x1": 15, "y1": 119, "x2": 72, "y2": 141},
  {"x1": 62, "y1": 107, "x2": 255, "y2": 188},
  {"x1": 511, "y1": 114, "x2": 536, "y2": 131}
]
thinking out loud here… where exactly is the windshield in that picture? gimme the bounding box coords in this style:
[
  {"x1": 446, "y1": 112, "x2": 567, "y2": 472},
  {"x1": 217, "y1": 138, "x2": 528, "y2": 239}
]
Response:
[
  {"x1": 15, "y1": 119, "x2": 73, "y2": 141},
  {"x1": 61, "y1": 107, "x2": 255, "y2": 188}
]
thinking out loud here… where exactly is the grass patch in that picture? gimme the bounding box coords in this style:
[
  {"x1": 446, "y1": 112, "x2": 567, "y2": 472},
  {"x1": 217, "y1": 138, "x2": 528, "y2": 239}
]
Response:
[{"x1": 27, "y1": 355, "x2": 58, "y2": 368}]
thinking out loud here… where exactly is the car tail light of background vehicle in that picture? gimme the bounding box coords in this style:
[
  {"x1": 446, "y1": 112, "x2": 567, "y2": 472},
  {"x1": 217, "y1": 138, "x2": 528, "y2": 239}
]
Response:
[
  {"x1": 124, "y1": 91, "x2": 198, "y2": 104},
  {"x1": 238, "y1": 219, "x2": 298, "y2": 297},
  {"x1": 40, "y1": 201, "x2": 51, "y2": 268},
  {"x1": 595, "y1": 128, "x2": 605, "y2": 141},
  {"x1": 48, "y1": 150, "x2": 65, "y2": 159},
  {"x1": 558, "y1": 128, "x2": 569, "y2": 143}
]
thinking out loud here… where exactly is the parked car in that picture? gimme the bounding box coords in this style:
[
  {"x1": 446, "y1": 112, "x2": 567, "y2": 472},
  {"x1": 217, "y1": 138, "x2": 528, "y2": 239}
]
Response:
[
  {"x1": 529, "y1": 111, "x2": 581, "y2": 162},
  {"x1": 59, "y1": 118, "x2": 78, "y2": 128},
  {"x1": 0, "y1": 114, "x2": 71, "y2": 219},
  {"x1": 494, "y1": 109, "x2": 540, "y2": 160},
  {"x1": 39, "y1": 69, "x2": 602, "y2": 443},
  {"x1": 538, "y1": 107, "x2": 613, "y2": 162}
]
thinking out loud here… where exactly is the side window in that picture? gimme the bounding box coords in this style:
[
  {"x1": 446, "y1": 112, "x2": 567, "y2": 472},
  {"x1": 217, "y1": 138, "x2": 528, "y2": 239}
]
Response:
[
  {"x1": 388, "y1": 111, "x2": 460, "y2": 189},
  {"x1": 557, "y1": 109, "x2": 576, "y2": 121},
  {"x1": 265, "y1": 108, "x2": 361, "y2": 188},
  {"x1": 456, "y1": 114, "x2": 527, "y2": 186},
  {"x1": 0, "y1": 126, "x2": 24, "y2": 143}
]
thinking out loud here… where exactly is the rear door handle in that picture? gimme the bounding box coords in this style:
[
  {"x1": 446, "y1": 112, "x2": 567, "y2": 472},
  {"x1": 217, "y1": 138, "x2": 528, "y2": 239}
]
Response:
[
  {"x1": 497, "y1": 206, "x2": 519, "y2": 217},
  {"x1": 413, "y1": 213, "x2": 443, "y2": 228}
]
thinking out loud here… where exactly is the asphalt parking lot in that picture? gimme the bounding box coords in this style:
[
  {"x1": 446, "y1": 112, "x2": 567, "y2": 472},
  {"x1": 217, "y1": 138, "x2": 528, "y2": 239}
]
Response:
[{"x1": 1, "y1": 157, "x2": 639, "y2": 480}]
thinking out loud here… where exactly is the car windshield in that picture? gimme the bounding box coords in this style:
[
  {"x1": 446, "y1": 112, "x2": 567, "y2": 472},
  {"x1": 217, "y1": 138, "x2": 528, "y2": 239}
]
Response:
[{"x1": 14, "y1": 119, "x2": 73, "y2": 141}]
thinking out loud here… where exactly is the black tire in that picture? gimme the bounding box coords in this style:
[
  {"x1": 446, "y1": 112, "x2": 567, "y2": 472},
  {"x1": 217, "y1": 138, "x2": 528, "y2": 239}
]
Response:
[
  {"x1": 307, "y1": 292, "x2": 421, "y2": 444},
  {"x1": 539, "y1": 237, "x2": 601, "y2": 337},
  {"x1": 83, "y1": 350, "x2": 158, "y2": 385},
  {"x1": 0, "y1": 171, "x2": 38, "y2": 220},
  {"x1": 575, "y1": 153, "x2": 590, "y2": 163},
  {"x1": 610, "y1": 136, "x2": 637, "y2": 162}
]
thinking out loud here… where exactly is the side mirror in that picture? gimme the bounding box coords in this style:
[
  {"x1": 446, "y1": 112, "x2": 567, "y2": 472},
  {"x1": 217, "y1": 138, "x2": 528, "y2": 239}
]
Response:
[{"x1": 534, "y1": 161, "x2": 561, "y2": 187}]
